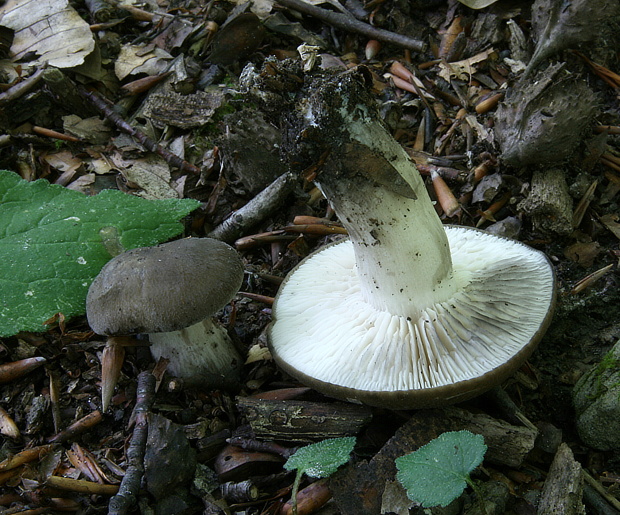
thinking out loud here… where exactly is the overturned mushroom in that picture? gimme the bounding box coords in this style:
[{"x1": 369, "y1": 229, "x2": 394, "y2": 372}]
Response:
[
  {"x1": 268, "y1": 71, "x2": 556, "y2": 409},
  {"x1": 87, "y1": 238, "x2": 244, "y2": 410}
]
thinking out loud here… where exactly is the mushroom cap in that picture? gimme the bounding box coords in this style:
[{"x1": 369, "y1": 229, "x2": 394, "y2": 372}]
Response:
[
  {"x1": 268, "y1": 226, "x2": 556, "y2": 409},
  {"x1": 87, "y1": 238, "x2": 244, "y2": 335}
]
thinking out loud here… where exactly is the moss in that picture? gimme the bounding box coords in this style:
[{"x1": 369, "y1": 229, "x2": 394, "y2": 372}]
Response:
[{"x1": 587, "y1": 348, "x2": 620, "y2": 401}]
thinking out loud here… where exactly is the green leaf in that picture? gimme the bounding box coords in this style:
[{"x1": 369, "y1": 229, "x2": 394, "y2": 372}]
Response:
[
  {"x1": 395, "y1": 430, "x2": 487, "y2": 508},
  {"x1": 0, "y1": 170, "x2": 200, "y2": 336},
  {"x1": 284, "y1": 437, "x2": 356, "y2": 478}
]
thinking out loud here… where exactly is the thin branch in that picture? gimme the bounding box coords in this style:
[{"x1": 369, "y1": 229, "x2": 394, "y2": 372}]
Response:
[
  {"x1": 108, "y1": 371, "x2": 156, "y2": 515},
  {"x1": 47, "y1": 411, "x2": 103, "y2": 444},
  {"x1": 0, "y1": 66, "x2": 47, "y2": 106},
  {"x1": 79, "y1": 88, "x2": 201, "y2": 175},
  {"x1": 208, "y1": 172, "x2": 298, "y2": 243},
  {"x1": 276, "y1": 0, "x2": 426, "y2": 53}
]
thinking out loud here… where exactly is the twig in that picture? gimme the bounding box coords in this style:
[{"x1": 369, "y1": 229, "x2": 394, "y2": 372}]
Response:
[
  {"x1": 276, "y1": 0, "x2": 426, "y2": 53},
  {"x1": 602, "y1": 153, "x2": 620, "y2": 173},
  {"x1": 0, "y1": 445, "x2": 55, "y2": 472},
  {"x1": 0, "y1": 66, "x2": 47, "y2": 106},
  {"x1": 32, "y1": 126, "x2": 80, "y2": 142},
  {"x1": 595, "y1": 125, "x2": 620, "y2": 135},
  {"x1": 583, "y1": 469, "x2": 620, "y2": 511},
  {"x1": 571, "y1": 264, "x2": 614, "y2": 295},
  {"x1": 108, "y1": 371, "x2": 156, "y2": 515},
  {"x1": 238, "y1": 291, "x2": 275, "y2": 305},
  {"x1": 0, "y1": 357, "x2": 46, "y2": 384},
  {"x1": 79, "y1": 88, "x2": 201, "y2": 175},
  {"x1": 282, "y1": 223, "x2": 347, "y2": 236},
  {"x1": 47, "y1": 410, "x2": 103, "y2": 443},
  {"x1": 208, "y1": 172, "x2": 298, "y2": 243},
  {"x1": 572, "y1": 180, "x2": 598, "y2": 228},
  {"x1": 48, "y1": 370, "x2": 62, "y2": 434},
  {"x1": 85, "y1": 0, "x2": 114, "y2": 23},
  {"x1": 227, "y1": 436, "x2": 297, "y2": 459},
  {"x1": 235, "y1": 230, "x2": 293, "y2": 250},
  {"x1": 45, "y1": 476, "x2": 119, "y2": 496}
]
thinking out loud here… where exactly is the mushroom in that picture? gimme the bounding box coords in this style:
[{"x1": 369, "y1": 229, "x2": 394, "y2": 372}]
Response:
[
  {"x1": 87, "y1": 238, "x2": 244, "y2": 410},
  {"x1": 267, "y1": 72, "x2": 556, "y2": 409}
]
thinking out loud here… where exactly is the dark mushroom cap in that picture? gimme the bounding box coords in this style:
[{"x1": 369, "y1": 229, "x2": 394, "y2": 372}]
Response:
[
  {"x1": 87, "y1": 238, "x2": 244, "y2": 335},
  {"x1": 268, "y1": 226, "x2": 556, "y2": 409}
]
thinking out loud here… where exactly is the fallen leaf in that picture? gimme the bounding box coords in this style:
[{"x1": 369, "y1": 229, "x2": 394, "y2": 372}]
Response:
[
  {"x1": 600, "y1": 214, "x2": 620, "y2": 240},
  {"x1": 0, "y1": 0, "x2": 95, "y2": 68},
  {"x1": 437, "y1": 48, "x2": 495, "y2": 81},
  {"x1": 564, "y1": 241, "x2": 602, "y2": 267},
  {"x1": 115, "y1": 44, "x2": 172, "y2": 80},
  {"x1": 110, "y1": 154, "x2": 179, "y2": 199}
]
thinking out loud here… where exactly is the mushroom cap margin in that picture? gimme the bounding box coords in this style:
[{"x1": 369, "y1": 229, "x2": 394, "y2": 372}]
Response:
[{"x1": 267, "y1": 226, "x2": 556, "y2": 409}]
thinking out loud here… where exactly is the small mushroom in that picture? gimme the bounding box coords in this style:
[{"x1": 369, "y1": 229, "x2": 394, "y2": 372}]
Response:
[
  {"x1": 267, "y1": 72, "x2": 556, "y2": 409},
  {"x1": 87, "y1": 238, "x2": 244, "y2": 410}
]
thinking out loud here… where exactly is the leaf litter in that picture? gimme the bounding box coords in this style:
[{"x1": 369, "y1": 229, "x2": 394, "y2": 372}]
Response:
[{"x1": 0, "y1": 0, "x2": 619, "y2": 512}]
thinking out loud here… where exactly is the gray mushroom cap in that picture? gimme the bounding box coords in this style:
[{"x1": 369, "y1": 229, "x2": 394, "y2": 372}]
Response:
[{"x1": 87, "y1": 238, "x2": 244, "y2": 335}]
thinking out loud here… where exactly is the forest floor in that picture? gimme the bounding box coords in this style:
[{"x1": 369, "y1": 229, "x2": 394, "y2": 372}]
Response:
[{"x1": 0, "y1": 0, "x2": 619, "y2": 513}]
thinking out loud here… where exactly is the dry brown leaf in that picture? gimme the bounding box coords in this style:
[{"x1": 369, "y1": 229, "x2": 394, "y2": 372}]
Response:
[
  {"x1": 114, "y1": 44, "x2": 172, "y2": 80},
  {"x1": 600, "y1": 214, "x2": 620, "y2": 240},
  {"x1": 66, "y1": 443, "x2": 109, "y2": 484},
  {"x1": 0, "y1": 0, "x2": 95, "y2": 68},
  {"x1": 564, "y1": 241, "x2": 602, "y2": 267},
  {"x1": 438, "y1": 16, "x2": 465, "y2": 60},
  {"x1": 437, "y1": 48, "x2": 496, "y2": 82},
  {"x1": 110, "y1": 153, "x2": 178, "y2": 199}
]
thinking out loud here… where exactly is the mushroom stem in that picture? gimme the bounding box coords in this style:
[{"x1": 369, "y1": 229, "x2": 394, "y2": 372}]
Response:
[
  {"x1": 310, "y1": 84, "x2": 457, "y2": 317},
  {"x1": 268, "y1": 70, "x2": 556, "y2": 408},
  {"x1": 148, "y1": 318, "x2": 241, "y2": 388}
]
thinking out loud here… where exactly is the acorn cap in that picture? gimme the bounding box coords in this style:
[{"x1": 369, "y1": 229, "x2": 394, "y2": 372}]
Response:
[{"x1": 87, "y1": 238, "x2": 244, "y2": 336}]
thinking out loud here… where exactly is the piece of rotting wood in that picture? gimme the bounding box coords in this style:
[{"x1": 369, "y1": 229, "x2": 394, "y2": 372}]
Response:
[
  {"x1": 518, "y1": 168, "x2": 573, "y2": 235},
  {"x1": 372, "y1": 408, "x2": 538, "y2": 471},
  {"x1": 237, "y1": 397, "x2": 372, "y2": 442},
  {"x1": 41, "y1": 68, "x2": 99, "y2": 118},
  {"x1": 538, "y1": 443, "x2": 585, "y2": 515}
]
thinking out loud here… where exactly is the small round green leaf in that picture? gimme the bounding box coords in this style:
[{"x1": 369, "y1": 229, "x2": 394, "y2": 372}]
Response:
[
  {"x1": 284, "y1": 437, "x2": 356, "y2": 478},
  {"x1": 395, "y1": 430, "x2": 487, "y2": 508}
]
